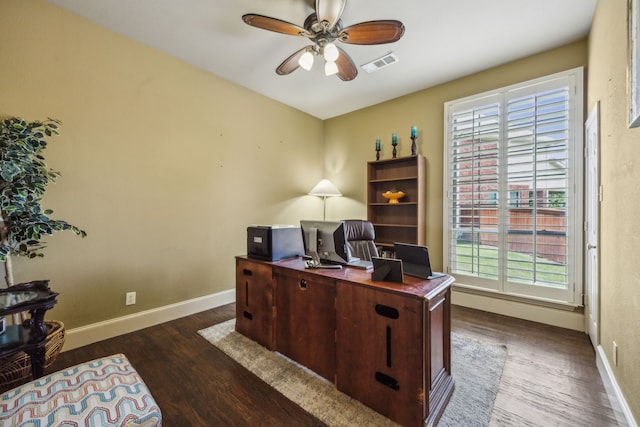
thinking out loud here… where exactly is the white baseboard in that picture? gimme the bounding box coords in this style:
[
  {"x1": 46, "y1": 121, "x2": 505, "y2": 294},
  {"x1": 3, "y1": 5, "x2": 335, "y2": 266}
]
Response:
[
  {"x1": 596, "y1": 345, "x2": 638, "y2": 427},
  {"x1": 63, "y1": 289, "x2": 236, "y2": 351},
  {"x1": 452, "y1": 289, "x2": 585, "y2": 331}
]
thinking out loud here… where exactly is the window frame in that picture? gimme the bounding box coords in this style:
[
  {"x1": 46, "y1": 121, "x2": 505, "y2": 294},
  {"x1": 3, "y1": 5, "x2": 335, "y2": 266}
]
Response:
[{"x1": 443, "y1": 67, "x2": 584, "y2": 306}]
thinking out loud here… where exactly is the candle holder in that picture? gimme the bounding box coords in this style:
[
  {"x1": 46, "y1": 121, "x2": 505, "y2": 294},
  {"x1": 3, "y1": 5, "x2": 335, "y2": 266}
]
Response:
[
  {"x1": 410, "y1": 126, "x2": 417, "y2": 156},
  {"x1": 391, "y1": 133, "x2": 398, "y2": 158},
  {"x1": 375, "y1": 139, "x2": 381, "y2": 160}
]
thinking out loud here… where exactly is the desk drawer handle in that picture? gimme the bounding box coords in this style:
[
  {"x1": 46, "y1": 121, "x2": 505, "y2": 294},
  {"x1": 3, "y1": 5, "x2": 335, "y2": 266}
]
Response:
[
  {"x1": 299, "y1": 279, "x2": 308, "y2": 290},
  {"x1": 243, "y1": 311, "x2": 253, "y2": 320},
  {"x1": 243, "y1": 269, "x2": 253, "y2": 276},
  {"x1": 375, "y1": 304, "x2": 399, "y2": 319},
  {"x1": 245, "y1": 281, "x2": 249, "y2": 306},
  {"x1": 375, "y1": 372, "x2": 399, "y2": 391},
  {"x1": 386, "y1": 326, "x2": 392, "y2": 367}
]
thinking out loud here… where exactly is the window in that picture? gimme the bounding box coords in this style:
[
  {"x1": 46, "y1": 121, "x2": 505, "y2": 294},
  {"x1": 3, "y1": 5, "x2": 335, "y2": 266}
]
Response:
[
  {"x1": 487, "y1": 192, "x2": 498, "y2": 206},
  {"x1": 444, "y1": 68, "x2": 583, "y2": 305},
  {"x1": 508, "y1": 191, "x2": 520, "y2": 207},
  {"x1": 526, "y1": 190, "x2": 545, "y2": 207}
]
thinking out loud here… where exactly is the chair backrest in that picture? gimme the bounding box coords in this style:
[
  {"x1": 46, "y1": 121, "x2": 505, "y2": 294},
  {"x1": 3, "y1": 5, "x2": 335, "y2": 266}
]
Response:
[{"x1": 342, "y1": 219, "x2": 379, "y2": 261}]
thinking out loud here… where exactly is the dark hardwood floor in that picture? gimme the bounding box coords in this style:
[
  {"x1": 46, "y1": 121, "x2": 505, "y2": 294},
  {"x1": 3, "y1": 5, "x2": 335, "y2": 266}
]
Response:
[
  {"x1": 451, "y1": 306, "x2": 625, "y2": 427},
  {"x1": 46, "y1": 304, "x2": 624, "y2": 427}
]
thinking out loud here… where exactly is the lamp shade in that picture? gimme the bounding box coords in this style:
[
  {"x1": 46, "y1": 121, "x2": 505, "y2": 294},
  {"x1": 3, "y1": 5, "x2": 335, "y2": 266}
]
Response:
[
  {"x1": 324, "y1": 61, "x2": 339, "y2": 76},
  {"x1": 299, "y1": 51, "x2": 314, "y2": 71},
  {"x1": 308, "y1": 179, "x2": 342, "y2": 197},
  {"x1": 323, "y1": 43, "x2": 339, "y2": 62}
]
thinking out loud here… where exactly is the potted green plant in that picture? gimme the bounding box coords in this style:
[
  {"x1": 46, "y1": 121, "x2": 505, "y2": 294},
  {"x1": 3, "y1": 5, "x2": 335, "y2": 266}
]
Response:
[{"x1": 0, "y1": 117, "x2": 86, "y2": 334}]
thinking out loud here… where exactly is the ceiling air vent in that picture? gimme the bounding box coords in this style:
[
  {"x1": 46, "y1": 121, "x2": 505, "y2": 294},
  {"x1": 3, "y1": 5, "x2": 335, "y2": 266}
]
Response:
[{"x1": 361, "y1": 53, "x2": 399, "y2": 73}]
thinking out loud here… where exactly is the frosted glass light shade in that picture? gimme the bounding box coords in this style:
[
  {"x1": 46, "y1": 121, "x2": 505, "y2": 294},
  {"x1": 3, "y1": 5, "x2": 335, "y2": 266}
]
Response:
[
  {"x1": 308, "y1": 179, "x2": 342, "y2": 197},
  {"x1": 324, "y1": 61, "x2": 339, "y2": 76},
  {"x1": 323, "y1": 43, "x2": 339, "y2": 62},
  {"x1": 299, "y1": 51, "x2": 314, "y2": 71}
]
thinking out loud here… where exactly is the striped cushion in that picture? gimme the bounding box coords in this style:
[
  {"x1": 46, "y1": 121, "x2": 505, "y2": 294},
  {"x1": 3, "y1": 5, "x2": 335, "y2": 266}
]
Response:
[{"x1": 0, "y1": 353, "x2": 162, "y2": 427}]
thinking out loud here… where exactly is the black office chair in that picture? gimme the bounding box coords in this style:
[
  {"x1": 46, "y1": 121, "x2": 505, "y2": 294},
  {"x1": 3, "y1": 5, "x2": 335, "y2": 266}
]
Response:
[{"x1": 342, "y1": 219, "x2": 379, "y2": 261}]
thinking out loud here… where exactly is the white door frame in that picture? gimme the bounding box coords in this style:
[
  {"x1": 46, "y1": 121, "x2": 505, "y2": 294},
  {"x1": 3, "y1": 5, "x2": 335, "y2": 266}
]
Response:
[{"x1": 585, "y1": 102, "x2": 600, "y2": 346}]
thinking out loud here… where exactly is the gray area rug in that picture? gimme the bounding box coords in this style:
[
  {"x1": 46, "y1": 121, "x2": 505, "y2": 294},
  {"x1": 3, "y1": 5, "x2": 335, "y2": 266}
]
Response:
[{"x1": 199, "y1": 319, "x2": 506, "y2": 427}]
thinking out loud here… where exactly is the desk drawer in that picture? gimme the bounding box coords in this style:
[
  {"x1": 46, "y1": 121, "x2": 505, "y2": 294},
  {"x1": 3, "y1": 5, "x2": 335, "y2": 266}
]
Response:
[
  {"x1": 274, "y1": 270, "x2": 336, "y2": 381},
  {"x1": 335, "y1": 281, "x2": 425, "y2": 427},
  {"x1": 235, "y1": 258, "x2": 274, "y2": 349}
]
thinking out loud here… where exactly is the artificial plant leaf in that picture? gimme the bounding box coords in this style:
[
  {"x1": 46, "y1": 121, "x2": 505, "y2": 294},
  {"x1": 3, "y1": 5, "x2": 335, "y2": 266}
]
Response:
[{"x1": 0, "y1": 117, "x2": 87, "y2": 269}]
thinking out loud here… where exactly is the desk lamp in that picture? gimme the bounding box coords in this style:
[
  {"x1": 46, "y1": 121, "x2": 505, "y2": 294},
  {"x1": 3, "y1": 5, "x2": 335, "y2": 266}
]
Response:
[{"x1": 308, "y1": 179, "x2": 342, "y2": 220}]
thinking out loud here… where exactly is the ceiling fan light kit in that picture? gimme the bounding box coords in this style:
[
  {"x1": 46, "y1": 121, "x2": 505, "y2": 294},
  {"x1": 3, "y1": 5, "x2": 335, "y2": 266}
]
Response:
[
  {"x1": 242, "y1": 0, "x2": 405, "y2": 81},
  {"x1": 325, "y1": 61, "x2": 339, "y2": 76},
  {"x1": 323, "y1": 42, "x2": 339, "y2": 62},
  {"x1": 299, "y1": 50, "x2": 315, "y2": 70}
]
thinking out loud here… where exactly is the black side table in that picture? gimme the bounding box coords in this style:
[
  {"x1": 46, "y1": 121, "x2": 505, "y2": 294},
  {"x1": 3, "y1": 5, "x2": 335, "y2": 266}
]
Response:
[{"x1": 0, "y1": 280, "x2": 58, "y2": 380}]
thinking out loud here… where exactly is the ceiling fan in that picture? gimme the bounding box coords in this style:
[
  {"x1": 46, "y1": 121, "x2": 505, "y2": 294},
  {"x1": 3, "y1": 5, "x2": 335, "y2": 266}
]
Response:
[{"x1": 242, "y1": 0, "x2": 405, "y2": 81}]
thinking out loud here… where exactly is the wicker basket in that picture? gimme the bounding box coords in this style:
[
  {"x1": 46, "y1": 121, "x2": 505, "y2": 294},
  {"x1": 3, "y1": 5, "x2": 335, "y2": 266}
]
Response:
[{"x1": 0, "y1": 320, "x2": 65, "y2": 393}]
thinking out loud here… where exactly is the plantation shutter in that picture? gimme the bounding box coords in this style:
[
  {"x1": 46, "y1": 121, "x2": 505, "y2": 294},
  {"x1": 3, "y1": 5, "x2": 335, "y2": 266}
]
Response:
[
  {"x1": 448, "y1": 95, "x2": 501, "y2": 284},
  {"x1": 505, "y1": 80, "x2": 571, "y2": 288},
  {"x1": 444, "y1": 68, "x2": 583, "y2": 305}
]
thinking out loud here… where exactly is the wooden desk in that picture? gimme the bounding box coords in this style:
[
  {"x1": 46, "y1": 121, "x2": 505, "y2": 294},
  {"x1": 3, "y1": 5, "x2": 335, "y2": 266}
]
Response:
[{"x1": 235, "y1": 256, "x2": 455, "y2": 427}]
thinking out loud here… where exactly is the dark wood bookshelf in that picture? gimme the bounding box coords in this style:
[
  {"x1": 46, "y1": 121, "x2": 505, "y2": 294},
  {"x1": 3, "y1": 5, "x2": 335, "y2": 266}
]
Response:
[{"x1": 367, "y1": 155, "x2": 426, "y2": 249}]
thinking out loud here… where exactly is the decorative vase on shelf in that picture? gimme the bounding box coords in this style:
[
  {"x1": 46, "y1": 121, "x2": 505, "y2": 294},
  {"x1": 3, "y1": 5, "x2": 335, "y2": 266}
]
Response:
[{"x1": 382, "y1": 190, "x2": 405, "y2": 204}]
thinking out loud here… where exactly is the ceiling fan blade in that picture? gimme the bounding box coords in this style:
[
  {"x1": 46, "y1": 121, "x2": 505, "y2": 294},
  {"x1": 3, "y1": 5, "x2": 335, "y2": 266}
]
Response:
[
  {"x1": 315, "y1": 0, "x2": 347, "y2": 29},
  {"x1": 276, "y1": 46, "x2": 310, "y2": 75},
  {"x1": 339, "y1": 20, "x2": 405, "y2": 45},
  {"x1": 335, "y1": 47, "x2": 357, "y2": 81},
  {"x1": 242, "y1": 14, "x2": 311, "y2": 37}
]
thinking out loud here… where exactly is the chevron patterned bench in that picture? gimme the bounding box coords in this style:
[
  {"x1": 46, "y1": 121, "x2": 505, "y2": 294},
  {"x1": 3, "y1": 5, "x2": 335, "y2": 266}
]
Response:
[{"x1": 0, "y1": 353, "x2": 162, "y2": 427}]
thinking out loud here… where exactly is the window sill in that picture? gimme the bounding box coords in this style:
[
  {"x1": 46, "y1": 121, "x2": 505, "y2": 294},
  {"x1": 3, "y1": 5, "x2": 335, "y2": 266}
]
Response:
[{"x1": 452, "y1": 282, "x2": 584, "y2": 313}]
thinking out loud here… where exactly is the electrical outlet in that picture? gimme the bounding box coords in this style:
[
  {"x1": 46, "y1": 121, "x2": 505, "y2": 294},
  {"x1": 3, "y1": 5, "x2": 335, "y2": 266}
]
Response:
[
  {"x1": 125, "y1": 292, "x2": 136, "y2": 306},
  {"x1": 613, "y1": 341, "x2": 618, "y2": 366}
]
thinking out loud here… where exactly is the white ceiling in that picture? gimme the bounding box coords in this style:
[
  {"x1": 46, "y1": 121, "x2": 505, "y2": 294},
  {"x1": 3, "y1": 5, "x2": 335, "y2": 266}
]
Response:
[{"x1": 47, "y1": 0, "x2": 597, "y2": 120}]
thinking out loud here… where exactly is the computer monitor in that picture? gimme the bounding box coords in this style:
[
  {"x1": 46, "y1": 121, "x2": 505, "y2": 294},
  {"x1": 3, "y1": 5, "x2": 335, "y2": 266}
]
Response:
[
  {"x1": 300, "y1": 220, "x2": 351, "y2": 265},
  {"x1": 393, "y1": 242, "x2": 445, "y2": 280}
]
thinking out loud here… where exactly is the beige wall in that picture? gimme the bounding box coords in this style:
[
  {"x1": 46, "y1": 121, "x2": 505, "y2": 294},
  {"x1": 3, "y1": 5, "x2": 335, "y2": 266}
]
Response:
[
  {"x1": 0, "y1": 0, "x2": 325, "y2": 328},
  {"x1": 589, "y1": 0, "x2": 640, "y2": 420},
  {"x1": 325, "y1": 39, "x2": 588, "y2": 271}
]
